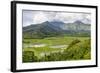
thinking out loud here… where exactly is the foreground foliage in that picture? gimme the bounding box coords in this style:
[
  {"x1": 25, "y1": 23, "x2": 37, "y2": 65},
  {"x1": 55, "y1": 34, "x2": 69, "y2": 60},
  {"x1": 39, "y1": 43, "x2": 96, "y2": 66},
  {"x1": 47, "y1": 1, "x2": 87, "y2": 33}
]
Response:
[{"x1": 22, "y1": 38, "x2": 91, "y2": 62}]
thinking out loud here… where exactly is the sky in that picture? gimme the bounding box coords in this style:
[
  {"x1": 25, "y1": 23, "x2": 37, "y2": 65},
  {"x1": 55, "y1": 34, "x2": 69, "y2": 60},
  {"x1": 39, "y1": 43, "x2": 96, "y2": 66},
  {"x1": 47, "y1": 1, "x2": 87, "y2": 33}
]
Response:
[{"x1": 23, "y1": 10, "x2": 91, "y2": 27}]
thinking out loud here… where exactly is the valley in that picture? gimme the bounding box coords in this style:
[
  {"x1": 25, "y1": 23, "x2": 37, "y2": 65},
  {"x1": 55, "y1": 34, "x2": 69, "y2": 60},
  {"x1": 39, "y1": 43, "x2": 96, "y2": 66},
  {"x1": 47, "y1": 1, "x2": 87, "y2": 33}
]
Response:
[
  {"x1": 23, "y1": 36, "x2": 91, "y2": 62},
  {"x1": 22, "y1": 20, "x2": 91, "y2": 63}
]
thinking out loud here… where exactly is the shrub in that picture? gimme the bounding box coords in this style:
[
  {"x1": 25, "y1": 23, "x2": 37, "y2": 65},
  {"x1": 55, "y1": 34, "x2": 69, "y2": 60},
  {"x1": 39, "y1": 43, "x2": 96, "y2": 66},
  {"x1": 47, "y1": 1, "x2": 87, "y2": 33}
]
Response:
[
  {"x1": 23, "y1": 51, "x2": 37, "y2": 62},
  {"x1": 67, "y1": 39, "x2": 80, "y2": 49}
]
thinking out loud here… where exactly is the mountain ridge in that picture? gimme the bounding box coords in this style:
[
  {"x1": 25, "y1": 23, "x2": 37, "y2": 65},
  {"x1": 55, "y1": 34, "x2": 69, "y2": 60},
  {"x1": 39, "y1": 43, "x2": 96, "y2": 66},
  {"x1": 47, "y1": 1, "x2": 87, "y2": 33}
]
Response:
[{"x1": 23, "y1": 20, "x2": 91, "y2": 39}]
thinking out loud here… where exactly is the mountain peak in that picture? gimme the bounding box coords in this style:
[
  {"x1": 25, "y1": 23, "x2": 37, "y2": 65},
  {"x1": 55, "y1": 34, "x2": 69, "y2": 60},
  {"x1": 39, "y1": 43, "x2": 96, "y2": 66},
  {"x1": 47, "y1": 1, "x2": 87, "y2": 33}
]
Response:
[
  {"x1": 42, "y1": 20, "x2": 65, "y2": 24},
  {"x1": 50, "y1": 20, "x2": 64, "y2": 24},
  {"x1": 74, "y1": 20, "x2": 84, "y2": 24},
  {"x1": 42, "y1": 21, "x2": 50, "y2": 24}
]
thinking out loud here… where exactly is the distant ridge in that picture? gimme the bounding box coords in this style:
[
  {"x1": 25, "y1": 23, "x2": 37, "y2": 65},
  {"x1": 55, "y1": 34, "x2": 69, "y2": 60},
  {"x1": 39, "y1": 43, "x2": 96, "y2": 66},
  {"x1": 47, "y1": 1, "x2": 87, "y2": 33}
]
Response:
[{"x1": 23, "y1": 20, "x2": 90, "y2": 39}]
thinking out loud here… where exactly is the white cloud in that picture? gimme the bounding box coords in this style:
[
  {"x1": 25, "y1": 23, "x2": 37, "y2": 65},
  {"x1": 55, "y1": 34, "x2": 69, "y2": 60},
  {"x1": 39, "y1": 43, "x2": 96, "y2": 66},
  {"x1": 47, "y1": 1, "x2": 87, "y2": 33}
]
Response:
[
  {"x1": 23, "y1": 10, "x2": 91, "y2": 27},
  {"x1": 33, "y1": 12, "x2": 48, "y2": 24},
  {"x1": 23, "y1": 11, "x2": 34, "y2": 27},
  {"x1": 55, "y1": 12, "x2": 91, "y2": 23}
]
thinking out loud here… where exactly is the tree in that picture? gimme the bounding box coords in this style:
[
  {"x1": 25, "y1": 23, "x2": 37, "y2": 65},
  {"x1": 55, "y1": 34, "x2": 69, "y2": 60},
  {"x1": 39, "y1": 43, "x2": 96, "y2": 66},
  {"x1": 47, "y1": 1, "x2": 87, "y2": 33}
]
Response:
[{"x1": 23, "y1": 51, "x2": 37, "y2": 62}]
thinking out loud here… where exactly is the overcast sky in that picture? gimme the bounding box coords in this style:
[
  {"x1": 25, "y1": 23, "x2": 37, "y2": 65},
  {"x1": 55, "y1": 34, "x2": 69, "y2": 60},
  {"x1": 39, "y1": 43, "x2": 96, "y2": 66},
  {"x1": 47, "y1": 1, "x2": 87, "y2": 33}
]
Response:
[{"x1": 23, "y1": 10, "x2": 91, "y2": 27}]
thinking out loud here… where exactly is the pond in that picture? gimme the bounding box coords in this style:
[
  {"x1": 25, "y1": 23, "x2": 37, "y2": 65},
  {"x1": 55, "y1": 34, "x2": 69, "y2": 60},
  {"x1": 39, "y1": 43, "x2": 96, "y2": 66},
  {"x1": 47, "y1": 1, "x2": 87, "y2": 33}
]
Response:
[
  {"x1": 23, "y1": 43, "x2": 47, "y2": 48},
  {"x1": 23, "y1": 43, "x2": 68, "y2": 50},
  {"x1": 50, "y1": 45, "x2": 68, "y2": 49}
]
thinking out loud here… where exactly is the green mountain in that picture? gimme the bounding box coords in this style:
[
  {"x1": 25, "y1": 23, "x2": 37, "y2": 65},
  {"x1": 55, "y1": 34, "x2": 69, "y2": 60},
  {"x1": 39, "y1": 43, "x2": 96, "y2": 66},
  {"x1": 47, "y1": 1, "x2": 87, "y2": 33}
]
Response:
[{"x1": 23, "y1": 20, "x2": 91, "y2": 39}]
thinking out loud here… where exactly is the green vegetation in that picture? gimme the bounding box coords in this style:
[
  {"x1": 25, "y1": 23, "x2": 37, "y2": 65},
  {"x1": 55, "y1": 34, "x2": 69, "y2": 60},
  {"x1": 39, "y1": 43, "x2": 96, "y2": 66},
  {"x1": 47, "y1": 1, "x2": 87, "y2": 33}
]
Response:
[
  {"x1": 22, "y1": 15, "x2": 91, "y2": 63},
  {"x1": 23, "y1": 51, "x2": 37, "y2": 62},
  {"x1": 22, "y1": 36, "x2": 91, "y2": 63}
]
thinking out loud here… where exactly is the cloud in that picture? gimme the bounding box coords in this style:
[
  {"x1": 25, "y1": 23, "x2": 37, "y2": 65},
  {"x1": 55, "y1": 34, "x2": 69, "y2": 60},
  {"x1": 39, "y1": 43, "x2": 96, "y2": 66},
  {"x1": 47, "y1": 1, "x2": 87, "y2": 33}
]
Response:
[
  {"x1": 55, "y1": 12, "x2": 91, "y2": 24},
  {"x1": 33, "y1": 11, "x2": 58, "y2": 24},
  {"x1": 23, "y1": 10, "x2": 91, "y2": 27},
  {"x1": 33, "y1": 12, "x2": 48, "y2": 24},
  {"x1": 23, "y1": 11, "x2": 34, "y2": 27}
]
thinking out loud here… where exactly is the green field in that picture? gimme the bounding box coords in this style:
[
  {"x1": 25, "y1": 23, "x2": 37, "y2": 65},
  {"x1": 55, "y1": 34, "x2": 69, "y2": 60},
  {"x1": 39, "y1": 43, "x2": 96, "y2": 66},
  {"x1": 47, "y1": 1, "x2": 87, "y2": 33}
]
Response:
[
  {"x1": 23, "y1": 36, "x2": 89, "y2": 45},
  {"x1": 22, "y1": 36, "x2": 91, "y2": 62}
]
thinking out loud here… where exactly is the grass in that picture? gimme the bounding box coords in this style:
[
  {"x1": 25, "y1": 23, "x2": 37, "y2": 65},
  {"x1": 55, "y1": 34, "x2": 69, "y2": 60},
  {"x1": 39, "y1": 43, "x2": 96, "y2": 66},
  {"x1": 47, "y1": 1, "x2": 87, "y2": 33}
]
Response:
[
  {"x1": 23, "y1": 36, "x2": 89, "y2": 45},
  {"x1": 23, "y1": 47, "x2": 62, "y2": 59},
  {"x1": 23, "y1": 36, "x2": 90, "y2": 59}
]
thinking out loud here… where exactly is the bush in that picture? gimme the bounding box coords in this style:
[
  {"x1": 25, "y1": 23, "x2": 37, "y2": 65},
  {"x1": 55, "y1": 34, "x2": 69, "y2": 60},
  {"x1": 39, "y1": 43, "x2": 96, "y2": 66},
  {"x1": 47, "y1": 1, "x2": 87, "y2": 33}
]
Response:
[
  {"x1": 23, "y1": 51, "x2": 37, "y2": 62},
  {"x1": 64, "y1": 39, "x2": 91, "y2": 60},
  {"x1": 23, "y1": 39, "x2": 91, "y2": 62},
  {"x1": 67, "y1": 39, "x2": 80, "y2": 49}
]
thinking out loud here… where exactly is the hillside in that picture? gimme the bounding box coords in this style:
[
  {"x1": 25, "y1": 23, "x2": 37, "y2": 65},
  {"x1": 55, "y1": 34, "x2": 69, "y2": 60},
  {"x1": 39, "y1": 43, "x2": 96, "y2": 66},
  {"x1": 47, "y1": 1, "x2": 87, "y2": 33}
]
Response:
[{"x1": 23, "y1": 20, "x2": 91, "y2": 39}]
